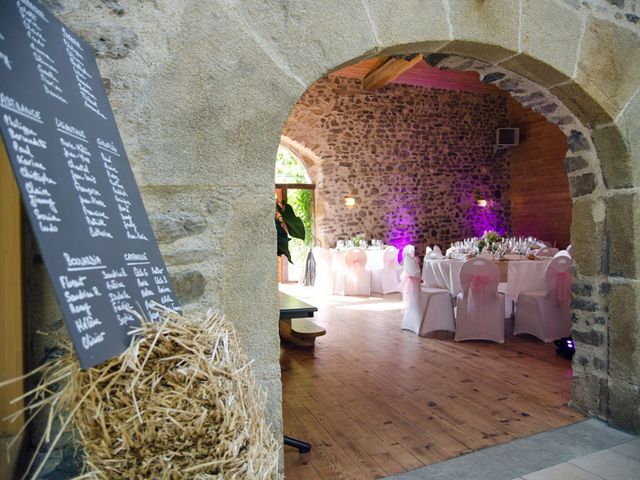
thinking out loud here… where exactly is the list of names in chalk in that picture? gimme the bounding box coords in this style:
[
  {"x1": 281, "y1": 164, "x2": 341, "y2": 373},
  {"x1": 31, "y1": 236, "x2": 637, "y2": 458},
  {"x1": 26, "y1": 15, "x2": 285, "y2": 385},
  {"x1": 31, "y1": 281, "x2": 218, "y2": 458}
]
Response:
[{"x1": 0, "y1": 0, "x2": 181, "y2": 369}]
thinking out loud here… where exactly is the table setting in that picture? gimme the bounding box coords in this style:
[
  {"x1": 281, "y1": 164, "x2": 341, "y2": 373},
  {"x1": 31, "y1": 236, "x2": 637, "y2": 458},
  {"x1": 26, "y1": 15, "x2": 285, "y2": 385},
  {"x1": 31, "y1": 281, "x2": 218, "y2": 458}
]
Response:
[
  {"x1": 314, "y1": 234, "x2": 401, "y2": 295},
  {"x1": 425, "y1": 232, "x2": 557, "y2": 302}
]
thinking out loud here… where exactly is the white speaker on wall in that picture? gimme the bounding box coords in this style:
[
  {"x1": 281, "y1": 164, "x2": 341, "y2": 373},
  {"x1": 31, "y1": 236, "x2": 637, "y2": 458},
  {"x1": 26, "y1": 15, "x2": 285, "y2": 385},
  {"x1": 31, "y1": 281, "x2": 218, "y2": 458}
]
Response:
[{"x1": 496, "y1": 128, "x2": 520, "y2": 147}]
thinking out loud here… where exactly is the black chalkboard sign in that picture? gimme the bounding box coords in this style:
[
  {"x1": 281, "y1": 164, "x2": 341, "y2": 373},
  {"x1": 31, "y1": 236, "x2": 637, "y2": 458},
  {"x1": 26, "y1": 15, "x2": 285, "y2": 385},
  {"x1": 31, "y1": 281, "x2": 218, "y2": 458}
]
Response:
[{"x1": 0, "y1": 0, "x2": 181, "y2": 369}]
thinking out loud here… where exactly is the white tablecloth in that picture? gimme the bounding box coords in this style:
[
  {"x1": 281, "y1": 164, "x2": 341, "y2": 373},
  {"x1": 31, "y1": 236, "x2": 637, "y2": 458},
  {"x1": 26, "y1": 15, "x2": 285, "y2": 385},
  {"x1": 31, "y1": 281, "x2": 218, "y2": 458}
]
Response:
[{"x1": 422, "y1": 258, "x2": 552, "y2": 300}]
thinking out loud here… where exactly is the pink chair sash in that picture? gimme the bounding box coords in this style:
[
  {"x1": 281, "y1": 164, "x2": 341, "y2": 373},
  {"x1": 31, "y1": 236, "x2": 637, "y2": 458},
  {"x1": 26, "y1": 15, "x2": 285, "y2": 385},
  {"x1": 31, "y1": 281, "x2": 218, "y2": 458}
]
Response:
[
  {"x1": 470, "y1": 273, "x2": 492, "y2": 294},
  {"x1": 460, "y1": 260, "x2": 500, "y2": 338},
  {"x1": 402, "y1": 274, "x2": 421, "y2": 297},
  {"x1": 401, "y1": 254, "x2": 421, "y2": 301},
  {"x1": 345, "y1": 249, "x2": 367, "y2": 272},
  {"x1": 468, "y1": 273, "x2": 494, "y2": 329},
  {"x1": 555, "y1": 271, "x2": 572, "y2": 305},
  {"x1": 349, "y1": 258, "x2": 365, "y2": 269},
  {"x1": 545, "y1": 257, "x2": 573, "y2": 305}
]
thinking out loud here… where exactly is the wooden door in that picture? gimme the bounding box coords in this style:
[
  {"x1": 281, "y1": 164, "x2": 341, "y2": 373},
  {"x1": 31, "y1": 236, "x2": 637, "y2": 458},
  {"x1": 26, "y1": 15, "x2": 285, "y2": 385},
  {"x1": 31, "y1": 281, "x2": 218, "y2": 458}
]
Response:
[{"x1": 275, "y1": 187, "x2": 285, "y2": 282}]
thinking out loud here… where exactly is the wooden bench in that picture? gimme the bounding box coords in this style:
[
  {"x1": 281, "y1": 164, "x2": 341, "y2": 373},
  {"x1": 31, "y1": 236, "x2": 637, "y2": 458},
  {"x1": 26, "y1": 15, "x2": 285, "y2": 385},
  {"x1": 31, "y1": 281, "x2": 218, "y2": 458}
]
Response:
[{"x1": 279, "y1": 318, "x2": 326, "y2": 347}]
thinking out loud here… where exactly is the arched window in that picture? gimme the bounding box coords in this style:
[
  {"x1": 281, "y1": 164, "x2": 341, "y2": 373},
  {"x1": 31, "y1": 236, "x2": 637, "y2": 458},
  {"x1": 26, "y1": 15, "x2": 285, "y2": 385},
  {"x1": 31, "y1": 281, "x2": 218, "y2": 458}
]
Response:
[{"x1": 275, "y1": 146, "x2": 310, "y2": 183}]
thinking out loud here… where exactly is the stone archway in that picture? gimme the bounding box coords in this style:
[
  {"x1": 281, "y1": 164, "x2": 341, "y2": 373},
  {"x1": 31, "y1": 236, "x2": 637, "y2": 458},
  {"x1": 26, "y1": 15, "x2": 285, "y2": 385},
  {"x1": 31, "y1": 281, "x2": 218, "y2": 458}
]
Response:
[{"x1": 37, "y1": 0, "x2": 640, "y2": 456}]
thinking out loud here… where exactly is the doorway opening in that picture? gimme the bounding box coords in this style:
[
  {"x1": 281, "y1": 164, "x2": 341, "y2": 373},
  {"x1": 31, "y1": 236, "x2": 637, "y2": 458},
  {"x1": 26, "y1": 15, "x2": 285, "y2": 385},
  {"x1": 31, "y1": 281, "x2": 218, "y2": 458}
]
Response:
[
  {"x1": 275, "y1": 145, "x2": 316, "y2": 283},
  {"x1": 279, "y1": 54, "x2": 584, "y2": 478}
]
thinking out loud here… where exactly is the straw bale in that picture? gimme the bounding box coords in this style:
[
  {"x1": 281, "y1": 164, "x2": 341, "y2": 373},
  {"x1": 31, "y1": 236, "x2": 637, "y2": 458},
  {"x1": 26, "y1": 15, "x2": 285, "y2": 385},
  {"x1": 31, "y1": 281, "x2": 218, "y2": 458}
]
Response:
[{"x1": 1, "y1": 306, "x2": 279, "y2": 479}]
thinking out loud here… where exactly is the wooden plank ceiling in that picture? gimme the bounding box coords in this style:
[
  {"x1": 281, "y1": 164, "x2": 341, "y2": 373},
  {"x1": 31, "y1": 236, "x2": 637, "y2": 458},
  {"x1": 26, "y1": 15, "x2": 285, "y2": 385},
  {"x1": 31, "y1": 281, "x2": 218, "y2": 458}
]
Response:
[{"x1": 331, "y1": 56, "x2": 505, "y2": 95}]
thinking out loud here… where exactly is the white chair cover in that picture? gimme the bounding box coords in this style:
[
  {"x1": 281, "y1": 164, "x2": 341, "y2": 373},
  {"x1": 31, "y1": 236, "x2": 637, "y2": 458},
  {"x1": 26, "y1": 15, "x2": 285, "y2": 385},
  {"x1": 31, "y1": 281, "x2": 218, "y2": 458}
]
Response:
[
  {"x1": 554, "y1": 249, "x2": 571, "y2": 258},
  {"x1": 425, "y1": 245, "x2": 444, "y2": 259},
  {"x1": 401, "y1": 250, "x2": 455, "y2": 335},
  {"x1": 400, "y1": 254, "x2": 423, "y2": 333},
  {"x1": 312, "y1": 246, "x2": 335, "y2": 295},
  {"x1": 342, "y1": 248, "x2": 371, "y2": 296},
  {"x1": 371, "y1": 246, "x2": 401, "y2": 294},
  {"x1": 402, "y1": 244, "x2": 415, "y2": 260},
  {"x1": 566, "y1": 244, "x2": 573, "y2": 256},
  {"x1": 514, "y1": 256, "x2": 573, "y2": 342},
  {"x1": 454, "y1": 258, "x2": 505, "y2": 343},
  {"x1": 418, "y1": 285, "x2": 455, "y2": 335},
  {"x1": 537, "y1": 247, "x2": 559, "y2": 257}
]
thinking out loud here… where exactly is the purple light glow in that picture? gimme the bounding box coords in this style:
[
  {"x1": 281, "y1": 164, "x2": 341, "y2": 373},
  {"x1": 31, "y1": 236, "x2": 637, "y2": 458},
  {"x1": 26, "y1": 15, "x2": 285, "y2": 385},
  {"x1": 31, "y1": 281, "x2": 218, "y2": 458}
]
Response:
[
  {"x1": 389, "y1": 233, "x2": 412, "y2": 263},
  {"x1": 467, "y1": 203, "x2": 509, "y2": 238},
  {"x1": 384, "y1": 205, "x2": 416, "y2": 263}
]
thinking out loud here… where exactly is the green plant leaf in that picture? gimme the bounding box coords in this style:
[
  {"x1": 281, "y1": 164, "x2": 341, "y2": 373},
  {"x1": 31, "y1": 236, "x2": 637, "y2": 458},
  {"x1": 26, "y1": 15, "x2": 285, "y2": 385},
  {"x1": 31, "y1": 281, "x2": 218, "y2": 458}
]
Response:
[
  {"x1": 280, "y1": 203, "x2": 305, "y2": 241},
  {"x1": 276, "y1": 220, "x2": 292, "y2": 262}
]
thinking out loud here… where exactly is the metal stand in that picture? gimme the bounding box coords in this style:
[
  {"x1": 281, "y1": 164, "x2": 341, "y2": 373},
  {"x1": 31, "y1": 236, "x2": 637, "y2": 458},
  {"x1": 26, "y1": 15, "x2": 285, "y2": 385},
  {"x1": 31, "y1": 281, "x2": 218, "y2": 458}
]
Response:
[{"x1": 284, "y1": 435, "x2": 311, "y2": 453}]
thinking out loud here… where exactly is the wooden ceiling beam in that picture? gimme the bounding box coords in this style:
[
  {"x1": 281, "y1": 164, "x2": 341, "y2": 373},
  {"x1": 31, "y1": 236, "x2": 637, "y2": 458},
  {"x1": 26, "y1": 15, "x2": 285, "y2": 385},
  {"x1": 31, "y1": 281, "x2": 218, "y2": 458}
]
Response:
[{"x1": 362, "y1": 54, "x2": 424, "y2": 91}]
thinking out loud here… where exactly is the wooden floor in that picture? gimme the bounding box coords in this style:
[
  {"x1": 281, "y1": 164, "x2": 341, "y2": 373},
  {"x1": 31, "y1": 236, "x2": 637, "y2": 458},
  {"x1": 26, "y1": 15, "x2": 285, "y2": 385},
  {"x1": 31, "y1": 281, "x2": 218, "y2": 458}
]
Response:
[{"x1": 280, "y1": 284, "x2": 583, "y2": 480}]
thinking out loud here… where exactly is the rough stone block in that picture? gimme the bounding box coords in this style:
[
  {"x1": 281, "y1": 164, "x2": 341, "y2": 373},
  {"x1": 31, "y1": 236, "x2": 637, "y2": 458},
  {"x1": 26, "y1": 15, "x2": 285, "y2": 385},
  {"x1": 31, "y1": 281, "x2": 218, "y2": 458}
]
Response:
[
  {"x1": 515, "y1": 0, "x2": 582, "y2": 84},
  {"x1": 572, "y1": 281, "x2": 593, "y2": 296},
  {"x1": 571, "y1": 328, "x2": 604, "y2": 346},
  {"x1": 567, "y1": 129, "x2": 590, "y2": 153},
  {"x1": 609, "y1": 282, "x2": 640, "y2": 385},
  {"x1": 217, "y1": 187, "x2": 281, "y2": 371},
  {"x1": 447, "y1": 0, "x2": 519, "y2": 54},
  {"x1": 550, "y1": 82, "x2": 613, "y2": 128},
  {"x1": 568, "y1": 173, "x2": 596, "y2": 198},
  {"x1": 102, "y1": 0, "x2": 126, "y2": 16},
  {"x1": 500, "y1": 54, "x2": 570, "y2": 89},
  {"x1": 163, "y1": 247, "x2": 210, "y2": 266},
  {"x1": 608, "y1": 377, "x2": 640, "y2": 432},
  {"x1": 440, "y1": 40, "x2": 516, "y2": 64},
  {"x1": 149, "y1": 212, "x2": 207, "y2": 244},
  {"x1": 170, "y1": 269, "x2": 207, "y2": 304},
  {"x1": 225, "y1": 0, "x2": 378, "y2": 85},
  {"x1": 366, "y1": 0, "x2": 450, "y2": 50},
  {"x1": 571, "y1": 372, "x2": 608, "y2": 418},
  {"x1": 575, "y1": 16, "x2": 640, "y2": 120},
  {"x1": 572, "y1": 297, "x2": 598, "y2": 313},
  {"x1": 606, "y1": 193, "x2": 640, "y2": 278},
  {"x1": 570, "y1": 198, "x2": 605, "y2": 276},
  {"x1": 73, "y1": 21, "x2": 138, "y2": 58},
  {"x1": 257, "y1": 375, "x2": 284, "y2": 438},
  {"x1": 615, "y1": 91, "x2": 640, "y2": 186},
  {"x1": 564, "y1": 156, "x2": 589, "y2": 174},
  {"x1": 132, "y1": 4, "x2": 306, "y2": 188},
  {"x1": 595, "y1": 126, "x2": 636, "y2": 189}
]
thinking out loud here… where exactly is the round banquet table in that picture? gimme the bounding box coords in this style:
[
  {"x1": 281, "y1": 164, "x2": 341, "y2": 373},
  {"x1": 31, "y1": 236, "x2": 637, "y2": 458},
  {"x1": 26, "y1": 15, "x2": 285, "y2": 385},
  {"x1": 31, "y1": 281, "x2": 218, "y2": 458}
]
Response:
[{"x1": 422, "y1": 257, "x2": 552, "y2": 301}]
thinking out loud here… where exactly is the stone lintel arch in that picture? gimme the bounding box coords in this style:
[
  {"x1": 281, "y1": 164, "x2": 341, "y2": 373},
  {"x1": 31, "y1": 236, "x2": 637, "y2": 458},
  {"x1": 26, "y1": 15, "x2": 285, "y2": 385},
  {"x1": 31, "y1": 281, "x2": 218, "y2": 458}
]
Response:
[{"x1": 41, "y1": 1, "x2": 640, "y2": 459}]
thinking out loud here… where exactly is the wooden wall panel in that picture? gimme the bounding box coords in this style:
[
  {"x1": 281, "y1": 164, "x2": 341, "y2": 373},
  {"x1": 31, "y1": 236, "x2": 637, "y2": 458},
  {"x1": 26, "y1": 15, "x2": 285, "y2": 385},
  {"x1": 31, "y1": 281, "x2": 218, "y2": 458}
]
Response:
[{"x1": 508, "y1": 98, "x2": 571, "y2": 248}]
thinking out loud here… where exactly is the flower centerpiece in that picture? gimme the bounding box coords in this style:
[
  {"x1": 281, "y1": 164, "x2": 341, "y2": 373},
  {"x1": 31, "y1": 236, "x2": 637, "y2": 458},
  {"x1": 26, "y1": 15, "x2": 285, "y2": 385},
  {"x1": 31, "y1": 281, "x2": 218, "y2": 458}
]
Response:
[
  {"x1": 351, "y1": 233, "x2": 366, "y2": 246},
  {"x1": 476, "y1": 230, "x2": 503, "y2": 255}
]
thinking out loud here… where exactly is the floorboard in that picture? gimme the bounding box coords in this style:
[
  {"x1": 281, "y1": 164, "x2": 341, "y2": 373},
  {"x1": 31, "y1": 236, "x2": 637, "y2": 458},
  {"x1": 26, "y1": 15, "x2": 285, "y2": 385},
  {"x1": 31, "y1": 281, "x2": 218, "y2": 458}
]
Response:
[{"x1": 280, "y1": 285, "x2": 583, "y2": 479}]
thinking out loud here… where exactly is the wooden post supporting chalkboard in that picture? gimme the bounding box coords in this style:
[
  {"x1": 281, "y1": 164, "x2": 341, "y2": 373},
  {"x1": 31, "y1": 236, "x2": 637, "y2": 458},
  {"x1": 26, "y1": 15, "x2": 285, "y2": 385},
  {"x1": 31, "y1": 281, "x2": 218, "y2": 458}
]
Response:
[
  {"x1": 0, "y1": 139, "x2": 24, "y2": 435},
  {"x1": 0, "y1": 0, "x2": 181, "y2": 368},
  {"x1": 0, "y1": 138, "x2": 26, "y2": 479}
]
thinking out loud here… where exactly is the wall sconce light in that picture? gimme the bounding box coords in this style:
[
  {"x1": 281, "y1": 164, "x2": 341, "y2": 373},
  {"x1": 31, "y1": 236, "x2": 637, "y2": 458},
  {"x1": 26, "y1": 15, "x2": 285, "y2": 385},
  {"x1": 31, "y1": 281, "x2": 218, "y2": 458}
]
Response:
[
  {"x1": 473, "y1": 188, "x2": 487, "y2": 207},
  {"x1": 344, "y1": 196, "x2": 356, "y2": 207}
]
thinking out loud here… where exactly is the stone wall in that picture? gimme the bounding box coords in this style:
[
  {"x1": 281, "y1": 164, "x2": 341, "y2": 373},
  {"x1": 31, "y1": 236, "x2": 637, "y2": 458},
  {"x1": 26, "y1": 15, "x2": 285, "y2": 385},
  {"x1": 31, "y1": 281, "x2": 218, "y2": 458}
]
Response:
[
  {"x1": 13, "y1": 0, "x2": 640, "y2": 477},
  {"x1": 283, "y1": 76, "x2": 511, "y2": 255}
]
